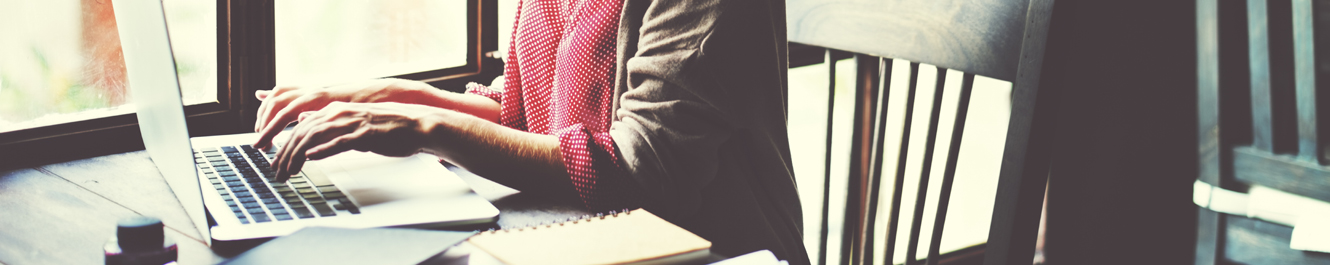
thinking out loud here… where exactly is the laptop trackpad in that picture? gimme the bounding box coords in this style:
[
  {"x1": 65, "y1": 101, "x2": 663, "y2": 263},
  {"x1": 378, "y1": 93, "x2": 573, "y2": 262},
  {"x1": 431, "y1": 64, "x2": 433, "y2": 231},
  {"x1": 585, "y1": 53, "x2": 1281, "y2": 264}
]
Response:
[{"x1": 312, "y1": 152, "x2": 469, "y2": 207}]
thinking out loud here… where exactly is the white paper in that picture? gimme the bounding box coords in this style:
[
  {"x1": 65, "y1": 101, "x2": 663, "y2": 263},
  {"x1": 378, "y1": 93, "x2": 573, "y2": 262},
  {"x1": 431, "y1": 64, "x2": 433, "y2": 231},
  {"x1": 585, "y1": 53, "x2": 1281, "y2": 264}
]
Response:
[
  {"x1": 709, "y1": 250, "x2": 783, "y2": 265},
  {"x1": 1291, "y1": 212, "x2": 1330, "y2": 253}
]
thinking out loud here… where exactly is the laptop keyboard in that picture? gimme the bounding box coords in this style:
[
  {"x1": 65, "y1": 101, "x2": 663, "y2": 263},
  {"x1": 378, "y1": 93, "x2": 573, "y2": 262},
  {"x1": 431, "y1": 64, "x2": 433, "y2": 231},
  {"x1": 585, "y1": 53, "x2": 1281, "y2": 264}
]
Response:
[{"x1": 193, "y1": 144, "x2": 359, "y2": 224}]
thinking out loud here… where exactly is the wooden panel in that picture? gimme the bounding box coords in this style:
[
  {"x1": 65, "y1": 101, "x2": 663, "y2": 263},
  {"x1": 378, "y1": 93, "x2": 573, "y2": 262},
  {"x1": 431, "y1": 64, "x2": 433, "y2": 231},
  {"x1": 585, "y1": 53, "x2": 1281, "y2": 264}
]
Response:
[
  {"x1": 1293, "y1": 0, "x2": 1325, "y2": 162},
  {"x1": 843, "y1": 55, "x2": 882, "y2": 265},
  {"x1": 1268, "y1": 0, "x2": 1302, "y2": 155},
  {"x1": 1199, "y1": 0, "x2": 1223, "y2": 186},
  {"x1": 1234, "y1": 146, "x2": 1330, "y2": 202},
  {"x1": 1224, "y1": 215, "x2": 1330, "y2": 264},
  {"x1": 1196, "y1": 0, "x2": 1225, "y2": 264},
  {"x1": 1250, "y1": 0, "x2": 1277, "y2": 152},
  {"x1": 1317, "y1": 0, "x2": 1330, "y2": 164},
  {"x1": 983, "y1": 0, "x2": 1055, "y2": 263},
  {"x1": 787, "y1": 0, "x2": 1029, "y2": 81},
  {"x1": 818, "y1": 51, "x2": 838, "y2": 265},
  {"x1": 885, "y1": 63, "x2": 923, "y2": 265},
  {"x1": 927, "y1": 74, "x2": 976, "y2": 265},
  {"x1": 906, "y1": 66, "x2": 949, "y2": 265},
  {"x1": 863, "y1": 57, "x2": 894, "y2": 265}
]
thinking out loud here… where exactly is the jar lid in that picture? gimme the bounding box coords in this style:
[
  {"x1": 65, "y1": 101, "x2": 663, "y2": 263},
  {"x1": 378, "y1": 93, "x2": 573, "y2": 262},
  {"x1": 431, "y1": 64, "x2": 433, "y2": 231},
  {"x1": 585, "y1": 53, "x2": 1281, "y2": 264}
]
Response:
[{"x1": 116, "y1": 216, "x2": 164, "y2": 252}]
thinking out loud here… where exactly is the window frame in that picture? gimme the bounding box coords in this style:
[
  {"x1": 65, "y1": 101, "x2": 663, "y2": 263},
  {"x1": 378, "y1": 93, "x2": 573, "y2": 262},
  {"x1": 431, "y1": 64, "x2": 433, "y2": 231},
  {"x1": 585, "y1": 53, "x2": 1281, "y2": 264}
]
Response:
[{"x1": 0, "y1": 0, "x2": 498, "y2": 169}]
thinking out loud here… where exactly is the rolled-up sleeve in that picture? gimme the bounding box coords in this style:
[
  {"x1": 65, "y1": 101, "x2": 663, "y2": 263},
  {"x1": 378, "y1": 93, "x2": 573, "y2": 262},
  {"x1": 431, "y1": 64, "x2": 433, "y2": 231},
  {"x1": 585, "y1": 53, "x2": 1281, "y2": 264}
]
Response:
[{"x1": 609, "y1": 0, "x2": 733, "y2": 218}]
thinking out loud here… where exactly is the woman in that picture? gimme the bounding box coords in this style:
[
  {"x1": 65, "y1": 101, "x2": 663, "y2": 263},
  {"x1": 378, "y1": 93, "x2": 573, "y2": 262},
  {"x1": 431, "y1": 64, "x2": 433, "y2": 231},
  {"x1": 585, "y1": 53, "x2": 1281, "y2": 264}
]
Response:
[{"x1": 253, "y1": 0, "x2": 807, "y2": 262}]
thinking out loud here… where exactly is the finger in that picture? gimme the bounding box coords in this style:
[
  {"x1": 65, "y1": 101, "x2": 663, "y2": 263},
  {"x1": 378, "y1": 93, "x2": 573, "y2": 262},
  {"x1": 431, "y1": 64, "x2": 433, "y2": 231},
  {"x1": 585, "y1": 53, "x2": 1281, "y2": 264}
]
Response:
[
  {"x1": 306, "y1": 128, "x2": 371, "y2": 160},
  {"x1": 255, "y1": 90, "x2": 272, "y2": 101},
  {"x1": 255, "y1": 95, "x2": 323, "y2": 149},
  {"x1": 273, "y1": 105, "x2": 343, "y2": 181},
  {"x1": 281, "y1": 113, "x2": 356, "y2": 180},
  {"x1": 255, "y1": 86, "x2": 300, "y2": 132},
  {"x1": 273, "y1": 111, "x2": 318, "y2": 182}
]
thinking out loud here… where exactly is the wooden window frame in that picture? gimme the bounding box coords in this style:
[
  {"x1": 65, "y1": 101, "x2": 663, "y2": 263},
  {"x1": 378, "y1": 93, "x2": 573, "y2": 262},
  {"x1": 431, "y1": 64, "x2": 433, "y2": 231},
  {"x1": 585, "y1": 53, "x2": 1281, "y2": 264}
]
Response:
[{"x1": 0, "y1": 0, "x2": 499, "y2": 169}]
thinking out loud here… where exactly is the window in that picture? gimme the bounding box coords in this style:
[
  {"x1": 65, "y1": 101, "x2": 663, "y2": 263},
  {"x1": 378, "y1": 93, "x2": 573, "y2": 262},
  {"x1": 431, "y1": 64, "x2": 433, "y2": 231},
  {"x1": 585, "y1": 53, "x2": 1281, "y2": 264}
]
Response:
[
  {"x1": 274, "y1": 0, "x2": 468, "y2": 87},
  {"x1": 0, "y1": 0, "x2": 497, "y2": 168},
  {"x1": 0, "y1": 0, "x2": 214, "y2": 133}
]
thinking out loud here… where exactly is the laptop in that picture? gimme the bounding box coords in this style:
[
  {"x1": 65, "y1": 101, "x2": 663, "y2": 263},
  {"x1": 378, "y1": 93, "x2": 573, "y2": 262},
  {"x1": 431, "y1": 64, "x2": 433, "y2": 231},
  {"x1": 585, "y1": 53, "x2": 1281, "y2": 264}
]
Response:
[{"x1": 112, "y1": 0, "x2": 499, "y2": 243}]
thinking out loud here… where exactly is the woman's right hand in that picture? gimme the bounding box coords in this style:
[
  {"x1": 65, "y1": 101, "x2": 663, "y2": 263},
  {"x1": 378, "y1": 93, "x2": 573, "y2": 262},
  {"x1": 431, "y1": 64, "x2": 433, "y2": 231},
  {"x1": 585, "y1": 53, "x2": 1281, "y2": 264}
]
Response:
[{"x1": 252, "y1": 78, "x2": 437, "y2": 149}]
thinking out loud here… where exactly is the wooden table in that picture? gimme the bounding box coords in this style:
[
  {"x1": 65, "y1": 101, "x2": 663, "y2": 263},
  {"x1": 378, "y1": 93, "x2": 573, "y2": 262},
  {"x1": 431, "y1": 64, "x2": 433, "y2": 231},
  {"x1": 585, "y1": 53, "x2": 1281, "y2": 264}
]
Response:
[{"x1": 0, "y1": 150, "x2": 592, "y2": 264}]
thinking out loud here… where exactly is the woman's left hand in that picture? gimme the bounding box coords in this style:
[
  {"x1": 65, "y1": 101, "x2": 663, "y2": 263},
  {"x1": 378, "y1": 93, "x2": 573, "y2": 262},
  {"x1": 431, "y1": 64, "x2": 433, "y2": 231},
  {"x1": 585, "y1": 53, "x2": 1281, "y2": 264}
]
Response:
[{"x1": 270, "y1": 101, "x2": 448, "y2": 182}]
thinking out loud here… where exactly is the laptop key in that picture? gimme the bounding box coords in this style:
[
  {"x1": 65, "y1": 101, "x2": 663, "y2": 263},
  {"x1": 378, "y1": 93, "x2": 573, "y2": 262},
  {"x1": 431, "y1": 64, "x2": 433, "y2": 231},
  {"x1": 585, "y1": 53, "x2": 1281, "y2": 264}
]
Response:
[
  {"x1": 296, "y1": 188, "x2": 316, "y2": 194},
  {"x1": 230, "y1": 186, "x2": 248, "y2": 192},
  {"x1": 261, "y1": 197, "x2": 280, "y2": 204},
  {"x1": 285, "y1": 197, "x2": 304, "y2": 204},
  {"x1": 311, "y1": 204, "x2": 336, "y2": 217},
  {"x1": 234, "y1": 211, "x2": 246, "y2": 218},
  {"x1": 273, "y1": 214, "x2": 293, "y2": 221},
  {"x1": 316, "y1": 186, "x2": 339, "y2": 193},
  {"x1": 246, "y1": 207, "x2": 265, "y2": 214},
  {"x1": 252, "y1": 215, "x2": 271, "y2": 223},
  {"x1": 293, "y1": 208, "x2": 315, "y2": 219},
  {"x1": 238, "y1": 218, "x2": 250, "y2": 224},
  {"x1": 239, "y1": 197, "x2": 258, "y2": 204},
  {"x1": 242, "y1": 202, "x2": 261, "y2": 208},
  {"x1": 321, "y1": 191, "x2": 345, "y2": 199},
  {"x1": 269, "y1": 208, "x2": 288, "y2": 215}
]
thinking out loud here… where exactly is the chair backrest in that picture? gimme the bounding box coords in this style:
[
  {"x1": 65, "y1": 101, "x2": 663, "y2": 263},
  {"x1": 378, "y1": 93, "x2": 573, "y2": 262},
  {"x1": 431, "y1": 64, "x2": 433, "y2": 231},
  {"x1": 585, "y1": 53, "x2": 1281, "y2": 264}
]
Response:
[
  {"x1": 1195, "y1": 0, "x2": 1329, "y2": 263},
  {"x1": 787, "y1": 0, "x2": 1056, "y2": 264}
]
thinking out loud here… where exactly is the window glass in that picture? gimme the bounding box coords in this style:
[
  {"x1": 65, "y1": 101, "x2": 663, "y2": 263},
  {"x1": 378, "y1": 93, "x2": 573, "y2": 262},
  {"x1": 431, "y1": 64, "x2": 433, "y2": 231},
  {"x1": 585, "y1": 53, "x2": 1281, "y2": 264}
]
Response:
[
  {"x1": 275, "y1": 0, "x2": 468, "y2": 87},
  {"x1": 0, "y1": 0, "x2": 216, "y2": 133}
]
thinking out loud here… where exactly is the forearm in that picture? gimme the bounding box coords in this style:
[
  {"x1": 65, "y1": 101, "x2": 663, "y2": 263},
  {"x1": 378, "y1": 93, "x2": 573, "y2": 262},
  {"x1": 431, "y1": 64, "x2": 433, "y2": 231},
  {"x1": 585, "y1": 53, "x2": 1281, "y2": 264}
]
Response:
[
  {"x1": 420, "y1": 89, "x2": 502, "y2": 123},
  {"x1": 351, "y1": 79, "x2": 502, "y2": 123},
  {"x1": 421, "y1": 111, "x2": 575, "y2": 198}
]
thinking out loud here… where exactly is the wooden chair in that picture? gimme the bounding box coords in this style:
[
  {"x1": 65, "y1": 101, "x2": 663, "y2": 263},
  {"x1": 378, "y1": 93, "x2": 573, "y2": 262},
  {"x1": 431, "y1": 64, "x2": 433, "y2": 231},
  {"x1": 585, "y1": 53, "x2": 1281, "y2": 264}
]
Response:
[
  {"x1": 787, "y1": 0, "x2": 1057, "y2": 264},
  {"x1": 1195, "y1": 0, "x2": 1330, "y2": 263}
]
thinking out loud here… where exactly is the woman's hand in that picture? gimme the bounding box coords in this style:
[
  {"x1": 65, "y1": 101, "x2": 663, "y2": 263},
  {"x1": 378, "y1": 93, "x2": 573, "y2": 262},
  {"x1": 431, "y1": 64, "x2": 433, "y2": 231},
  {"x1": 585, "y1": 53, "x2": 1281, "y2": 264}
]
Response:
[
  {"x1": 253, "y1": 79, "x2": 438, "y2": 149},
  {"x1": 270, "y1": 101, "x2": 444, "y2": 181}
]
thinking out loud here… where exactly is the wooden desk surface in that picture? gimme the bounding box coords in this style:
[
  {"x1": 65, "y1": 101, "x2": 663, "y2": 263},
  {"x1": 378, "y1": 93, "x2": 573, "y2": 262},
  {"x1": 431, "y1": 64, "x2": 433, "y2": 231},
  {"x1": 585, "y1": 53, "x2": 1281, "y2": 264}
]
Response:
[{"x1": 0, "y1": 150, "x2": 591, "y2": 264}]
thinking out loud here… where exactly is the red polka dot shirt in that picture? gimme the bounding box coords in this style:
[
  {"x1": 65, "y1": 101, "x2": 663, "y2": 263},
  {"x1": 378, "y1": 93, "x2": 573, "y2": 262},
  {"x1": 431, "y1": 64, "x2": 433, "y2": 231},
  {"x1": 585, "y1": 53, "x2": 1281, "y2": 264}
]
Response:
[{"x1": 466, "y1": 0, "x2": 639, "y2": 211}]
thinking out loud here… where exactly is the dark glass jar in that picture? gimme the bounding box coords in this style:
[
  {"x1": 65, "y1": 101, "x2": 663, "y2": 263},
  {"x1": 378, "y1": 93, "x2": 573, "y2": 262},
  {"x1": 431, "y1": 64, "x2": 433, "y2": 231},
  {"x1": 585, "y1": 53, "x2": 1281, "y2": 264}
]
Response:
[{"x1": 105, "y1": 216, "x2": 177, "y2": 265}]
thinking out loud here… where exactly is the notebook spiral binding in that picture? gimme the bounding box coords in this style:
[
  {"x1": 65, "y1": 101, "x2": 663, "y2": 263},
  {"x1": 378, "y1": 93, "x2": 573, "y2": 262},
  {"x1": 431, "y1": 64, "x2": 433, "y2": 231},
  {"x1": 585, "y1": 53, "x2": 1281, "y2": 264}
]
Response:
[{"x1": 483, "y1": 208, "x2": 636, "y2": 234}]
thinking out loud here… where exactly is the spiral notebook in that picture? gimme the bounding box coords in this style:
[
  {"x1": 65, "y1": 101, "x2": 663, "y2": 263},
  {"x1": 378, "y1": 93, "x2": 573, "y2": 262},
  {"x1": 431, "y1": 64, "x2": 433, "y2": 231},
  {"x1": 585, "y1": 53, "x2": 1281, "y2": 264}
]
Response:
[{"x1": 467, "y1": 208, "x2": 711, "y2": 265}]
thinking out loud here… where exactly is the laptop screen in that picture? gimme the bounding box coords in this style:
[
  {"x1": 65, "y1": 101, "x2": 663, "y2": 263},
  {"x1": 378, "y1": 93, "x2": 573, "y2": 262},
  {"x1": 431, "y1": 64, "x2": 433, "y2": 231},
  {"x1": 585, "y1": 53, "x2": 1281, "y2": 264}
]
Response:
[{"x1": 113, "y1": 0, "x2": 212, "y2": 244}]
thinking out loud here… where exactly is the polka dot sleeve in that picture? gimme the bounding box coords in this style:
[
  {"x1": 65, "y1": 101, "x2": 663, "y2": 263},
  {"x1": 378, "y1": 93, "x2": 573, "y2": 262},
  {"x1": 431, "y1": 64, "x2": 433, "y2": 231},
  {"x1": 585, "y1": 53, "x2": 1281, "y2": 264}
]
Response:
[
  {"x1": 463, "y1": 82, "x2": 504, "y2": 103},
  {"x1": 555, "y1": 124, "x2": 641, "y2": 212}
]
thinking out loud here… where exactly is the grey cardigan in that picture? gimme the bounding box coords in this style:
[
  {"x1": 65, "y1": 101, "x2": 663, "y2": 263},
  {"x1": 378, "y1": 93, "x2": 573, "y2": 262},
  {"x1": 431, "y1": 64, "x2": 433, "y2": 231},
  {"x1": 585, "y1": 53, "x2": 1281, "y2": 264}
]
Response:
[{"x1": 609, "y1": 0, "x2": 808, "y2": 263}]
